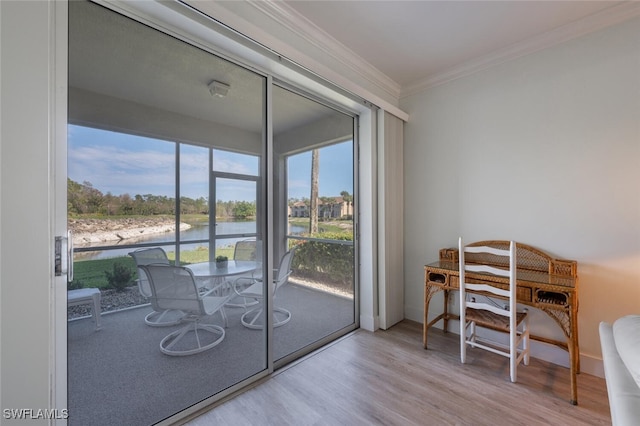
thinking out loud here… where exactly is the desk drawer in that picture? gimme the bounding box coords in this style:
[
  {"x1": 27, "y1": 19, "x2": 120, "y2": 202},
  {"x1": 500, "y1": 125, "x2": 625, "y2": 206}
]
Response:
[
  {"x1": 427, "y1": 272, "x2": 447, "y2": 285},
  {"x1": 450, "y1": 276, "x2": 459, "y2": 288}
]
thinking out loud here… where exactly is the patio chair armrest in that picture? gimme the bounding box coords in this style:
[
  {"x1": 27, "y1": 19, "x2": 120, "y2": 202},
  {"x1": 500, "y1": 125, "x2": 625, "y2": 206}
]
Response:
[{"x1": 232, "y1": 276, "x2": 258, "y2": 295}]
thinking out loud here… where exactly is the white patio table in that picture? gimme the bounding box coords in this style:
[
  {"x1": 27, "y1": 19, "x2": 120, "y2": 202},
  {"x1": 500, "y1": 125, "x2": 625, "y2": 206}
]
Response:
[{"x1": 186, "y1": 260, "x2": 259, "y2": 299}]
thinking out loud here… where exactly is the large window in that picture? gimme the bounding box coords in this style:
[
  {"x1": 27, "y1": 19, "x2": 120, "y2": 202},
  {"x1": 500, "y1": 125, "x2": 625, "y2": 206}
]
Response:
[{"x1": 67, "y1": 1, "x2": 358, "y2": 424}]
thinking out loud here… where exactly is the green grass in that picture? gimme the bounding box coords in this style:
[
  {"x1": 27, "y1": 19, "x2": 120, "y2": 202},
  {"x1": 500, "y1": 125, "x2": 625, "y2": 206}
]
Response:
[
  {"x1": 180, "y1": 214, "x2": 209, "y2": 225},
  {"x1": 71, "y1": 257, "x2": 137, "y2": 290},
  {"x1": 70, "y1": 245, "x2": 234, "y2": 290},
  {"x1": 288, "y1": 218, "x2": 352, "y2": 235}
]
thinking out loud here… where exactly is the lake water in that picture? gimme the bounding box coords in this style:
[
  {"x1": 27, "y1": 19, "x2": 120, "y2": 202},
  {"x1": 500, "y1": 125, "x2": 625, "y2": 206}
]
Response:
[{"x1": 76, "y1": 220, "x2": 308, "y2": 260}]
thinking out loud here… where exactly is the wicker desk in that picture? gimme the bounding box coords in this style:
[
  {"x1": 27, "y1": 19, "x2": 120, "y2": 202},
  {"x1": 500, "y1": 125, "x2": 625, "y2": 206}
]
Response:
[{"x1": 423, "y1": 241, "x2": 579, "y2": 405}]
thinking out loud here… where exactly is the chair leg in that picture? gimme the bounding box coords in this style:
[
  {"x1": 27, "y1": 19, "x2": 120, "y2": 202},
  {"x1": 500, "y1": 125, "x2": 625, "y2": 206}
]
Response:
[
  {"x1": 510, "y1": 348, "x2": 517, "y2": 383},
  {"x1": 241, "y1": 308, "x2": 263, "y2": 329},
  {"x1": 460, "y1": 320, "x2": 467, "y2": 364},
  {"x1": 241, "y1": 306, "x2": 292, "y2": 330},
  {"x1": 220, "y1": 306, "x2": 228, "y2": 328},
  {"x1": 523, "y1": 316, "x2": 530, "y2": 366},
  {"x1": 273, "y1": 307, "x2": 292, "y2": 327},
  {"x1": 159, "y1": 321, "x2": 225, "y2": 356},
  {"x1": 145, "y1": 309, "x2": 184, "y2": 327}
]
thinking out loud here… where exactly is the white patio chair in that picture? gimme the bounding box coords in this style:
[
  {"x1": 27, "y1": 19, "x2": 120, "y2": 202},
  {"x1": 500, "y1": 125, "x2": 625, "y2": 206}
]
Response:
[
  {"x1": 128, "y1": 248, "x2": 183, "y2": 327},
  {"x1": 459, "y1": 237, "x2": 530, "y2": 382},
  {"x1": 234, "y1": 248, "x2": 295, "y2": 330},
  {"x1": 139, "y1": 264, "x2": 229, "y2": 356},
  {"x1": 226, "y1": 239, "x2": 262, "y2": 308}
]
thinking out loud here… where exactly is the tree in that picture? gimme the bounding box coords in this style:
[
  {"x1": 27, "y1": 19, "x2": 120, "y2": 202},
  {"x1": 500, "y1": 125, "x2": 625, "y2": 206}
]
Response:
[
  {"x1": 67, "y1": 178, "x2": 83, "y2": 215},
  {"x1": 233, "y1": 201, "x2": 256, "y2": 219},
  {"x1": 340, "y1": 190, "x2": 353, "y2": 204},
  {"x1": 310, "y1": 149, "x2": 319, "y2": 233},
  {"x1": 74, "y1": 180, "x2": 104, "y2": 214},
  {"x1": 103, "y1": 192, "x2": 119, "y2": 215},
  {"x1": 66, "y1": 178, "x2": 207, "y2": 216}
]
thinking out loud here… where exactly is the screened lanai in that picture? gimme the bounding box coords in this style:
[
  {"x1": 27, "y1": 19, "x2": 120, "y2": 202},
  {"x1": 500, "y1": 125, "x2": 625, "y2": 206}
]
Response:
[{"x1": 67, "y1": 1, "x2": 357, "y2": 424}]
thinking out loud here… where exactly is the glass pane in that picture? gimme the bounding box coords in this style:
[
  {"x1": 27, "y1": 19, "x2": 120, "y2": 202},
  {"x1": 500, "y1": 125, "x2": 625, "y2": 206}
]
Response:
[
  {"x1": 68, "y1": 126, "x2": 177, "y2": 262},
  {"x1": 213, "y1": 149, "x2": 259, "y2": 176},
  {"x1": 179, "y1": 144, "x2": 210, "y2": 259},
  {"x1": 273, "y1": 85, "x2": 357, "y2": 363},
  {"x1": 213, "y1": 175, "x2": 259, "y2": 257},
  {"x1": 68, "y1": 1, "x2": 266, "y2": 424}
]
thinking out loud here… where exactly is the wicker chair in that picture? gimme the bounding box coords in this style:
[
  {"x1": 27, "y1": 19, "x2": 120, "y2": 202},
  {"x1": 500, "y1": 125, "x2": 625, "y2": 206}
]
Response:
[
  {"x1": 129, "y1": 248, "x2": 184, "y2": 327},
  {"x1": 459, "y1": 237, "x2": 530, "y2": 382},
  {"x1": 139, "y1": 264, "x2": 229, "y2": 356}
]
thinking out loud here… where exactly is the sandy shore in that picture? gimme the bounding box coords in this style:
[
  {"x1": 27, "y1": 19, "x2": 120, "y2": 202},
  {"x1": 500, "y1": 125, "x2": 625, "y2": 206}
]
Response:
[{"x1": 69, "y1": 217, "x2": 191, "y2": 246}]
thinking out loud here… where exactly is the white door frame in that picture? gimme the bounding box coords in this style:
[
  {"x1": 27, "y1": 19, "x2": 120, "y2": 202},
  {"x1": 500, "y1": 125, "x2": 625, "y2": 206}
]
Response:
[{"x1": 54, "y1": 1, "x2": 70, "y2": 422}]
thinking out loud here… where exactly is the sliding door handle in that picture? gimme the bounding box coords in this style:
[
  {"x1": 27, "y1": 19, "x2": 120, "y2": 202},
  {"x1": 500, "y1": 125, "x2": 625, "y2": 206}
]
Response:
[{"x1": 67, "y1": 230, "x2": 74, "y2": 282}]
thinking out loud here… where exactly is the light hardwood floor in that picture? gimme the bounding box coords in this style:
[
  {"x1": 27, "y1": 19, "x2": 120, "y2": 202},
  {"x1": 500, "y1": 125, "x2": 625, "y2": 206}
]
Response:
[{"x1": 184, "y1": 320, "x2": 611, "y2": 425}]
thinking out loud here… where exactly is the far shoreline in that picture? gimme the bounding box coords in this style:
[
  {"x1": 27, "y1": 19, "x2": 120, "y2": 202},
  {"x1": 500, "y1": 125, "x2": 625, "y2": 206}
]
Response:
[{"x1": 69, "y1": 217, "x2": 191, "y2": 246}]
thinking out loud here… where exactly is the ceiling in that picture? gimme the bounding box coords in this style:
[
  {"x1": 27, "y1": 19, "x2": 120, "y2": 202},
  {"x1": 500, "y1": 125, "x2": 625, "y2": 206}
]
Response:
[
  {"x1": 69, "y1": 1, "x2": 345, "y2": 139},
  {"x1": 69, "y1": 0, "x2": 637, "y2": 138},
  {"x1": 282, "y1": 1, "x2": 631, "y2": 91}
]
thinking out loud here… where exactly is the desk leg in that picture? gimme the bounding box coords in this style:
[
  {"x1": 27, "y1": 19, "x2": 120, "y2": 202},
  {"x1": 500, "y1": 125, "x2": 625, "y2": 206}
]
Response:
[
  {"x1": 540, "y1": 302, "x2": 579, "y2": 405},
  {"x1": 568, "y1": 344, "x2": 578, "y2": 405},
  {"x1": 423, "y1": 283, "x2": 444, "y2": 349},
  {"x1": 443, "y1": 289, "x2": 450, "y2": 333},
  {"x1": 569, "y1": 295, "x2": 580, "y2": 405}
]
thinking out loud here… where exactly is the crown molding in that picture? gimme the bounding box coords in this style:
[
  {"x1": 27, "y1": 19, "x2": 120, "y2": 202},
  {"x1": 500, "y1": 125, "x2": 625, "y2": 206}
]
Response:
[
  {"x1": 246, "y1": 0, "x2": 402, "y2": 101},
  {"x1": 182, "y1": 0, "x2": 407, "y2": 119},
  {"x1": 401, "y1": 1, "x2": 640, "y2": 99}
]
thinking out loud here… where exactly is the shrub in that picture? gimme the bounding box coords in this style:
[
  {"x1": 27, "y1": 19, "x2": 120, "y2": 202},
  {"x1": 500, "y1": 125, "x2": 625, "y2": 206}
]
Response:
[
  {"x1": 104, "y1": 262, "x2": 133, "y2": 292},
  {"x1": 290, "y1": 233, "x2": 354, "y2": 287},
  {"x1": 68, "y1": 279, "x2": 84, "y2": 291}
]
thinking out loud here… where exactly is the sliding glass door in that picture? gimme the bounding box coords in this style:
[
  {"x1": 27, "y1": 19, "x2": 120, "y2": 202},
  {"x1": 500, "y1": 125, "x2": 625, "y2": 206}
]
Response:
[
  {"x1": 67, "y1": 2, "x2": 266, "y2": 424},
  {"x1": 273, "y1": 85, "x2": 358, "y2": 365},
  {"x1": 67, "y1": 1, "x2": 358, "y2": 424}
]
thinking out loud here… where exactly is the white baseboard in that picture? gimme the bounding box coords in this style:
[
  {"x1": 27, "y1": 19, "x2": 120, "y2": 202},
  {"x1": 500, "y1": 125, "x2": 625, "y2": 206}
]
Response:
[
  {"x1": 360, "y1": 314, "x2": 379, "y2": 332},
  {"x1": 404, "y1": 306, "x2": 423, "y2": 324}
]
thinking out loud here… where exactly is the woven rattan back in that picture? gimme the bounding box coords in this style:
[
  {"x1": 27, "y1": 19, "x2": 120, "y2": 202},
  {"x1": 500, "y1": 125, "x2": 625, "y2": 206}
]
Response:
[{"x1": 443, "y1": 240, "x2": 577, "y2": 277}]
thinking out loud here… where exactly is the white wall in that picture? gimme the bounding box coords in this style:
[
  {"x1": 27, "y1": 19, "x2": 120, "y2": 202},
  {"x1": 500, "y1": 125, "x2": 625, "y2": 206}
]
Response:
[
  {"x1": 1, "y1": 0, "x2": 60, "y2": 419},
  {"x1": 401, "y1": 18, "x2": 640, "y2": 375}
]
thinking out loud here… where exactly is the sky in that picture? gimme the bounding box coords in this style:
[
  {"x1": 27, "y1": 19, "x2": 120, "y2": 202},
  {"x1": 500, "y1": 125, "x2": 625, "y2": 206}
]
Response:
[{"x1": 68, "y1": 125, "x2": 353, "y2": 202}]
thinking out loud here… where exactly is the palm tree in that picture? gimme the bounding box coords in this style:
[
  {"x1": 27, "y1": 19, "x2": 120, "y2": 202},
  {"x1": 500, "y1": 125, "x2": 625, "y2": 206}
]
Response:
[
  {"x1": 340, "y1": 190, "x2": 353, "y2": 217},
  {"x1": 310, "y1": 148, "x2": 319, "y2": 234}
]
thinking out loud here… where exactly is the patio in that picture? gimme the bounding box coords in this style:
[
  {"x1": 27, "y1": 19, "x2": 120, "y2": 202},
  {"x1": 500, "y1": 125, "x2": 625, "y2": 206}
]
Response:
[{"x1": 67, "y1": 282, "x2": 354, "y2": 426}]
